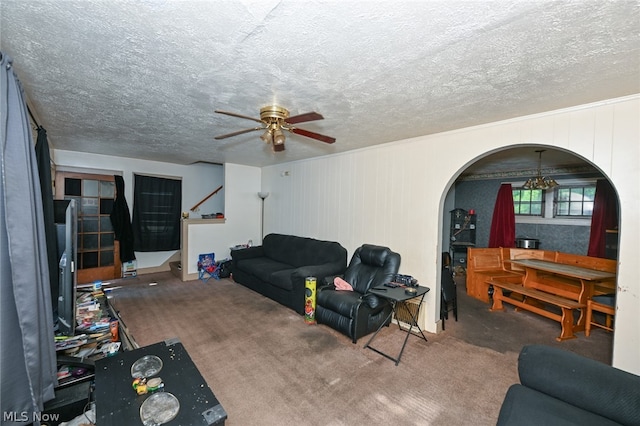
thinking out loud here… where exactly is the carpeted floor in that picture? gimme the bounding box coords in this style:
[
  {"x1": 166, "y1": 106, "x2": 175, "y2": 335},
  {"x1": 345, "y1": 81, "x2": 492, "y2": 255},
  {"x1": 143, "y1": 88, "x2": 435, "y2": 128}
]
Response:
[{"x1": 106, "y1": 271, "x2": 612, "y2": 425}]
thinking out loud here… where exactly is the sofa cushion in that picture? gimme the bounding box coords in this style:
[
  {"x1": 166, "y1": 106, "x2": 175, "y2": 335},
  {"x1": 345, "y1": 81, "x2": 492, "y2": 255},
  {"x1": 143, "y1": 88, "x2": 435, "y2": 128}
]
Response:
[
  {"x1": 497, "y1": 384, "x2": 620, "y2": 426},
  {"x1": 236, "y1": 258, "x2": 293, "y2": 284},
  {"x1": 270, "y1": 268, "x2": 297, "y2": 291},
  {"x1": 263, "y1": 234, "x2": 345, "y2": 267}
]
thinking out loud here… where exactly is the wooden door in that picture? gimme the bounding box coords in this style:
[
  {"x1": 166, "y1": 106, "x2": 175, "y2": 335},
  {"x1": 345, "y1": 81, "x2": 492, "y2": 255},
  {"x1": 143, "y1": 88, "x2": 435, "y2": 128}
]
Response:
[{"x1": 55, "y1": 172, "x2": 121, "y2": 284}]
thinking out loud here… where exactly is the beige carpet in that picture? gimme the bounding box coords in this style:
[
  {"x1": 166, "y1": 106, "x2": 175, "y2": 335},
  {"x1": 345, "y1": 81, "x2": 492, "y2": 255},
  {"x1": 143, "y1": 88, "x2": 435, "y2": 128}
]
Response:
[{"x1": 108, "y1": 272, "x2": 525, "y2": 425}]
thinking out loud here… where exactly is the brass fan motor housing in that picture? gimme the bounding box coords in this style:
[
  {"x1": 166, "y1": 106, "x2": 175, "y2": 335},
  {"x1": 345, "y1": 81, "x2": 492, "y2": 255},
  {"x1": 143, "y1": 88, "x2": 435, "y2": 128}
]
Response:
[{"x1": 260, "y1": 105, "x2": 290, "y2": 122}]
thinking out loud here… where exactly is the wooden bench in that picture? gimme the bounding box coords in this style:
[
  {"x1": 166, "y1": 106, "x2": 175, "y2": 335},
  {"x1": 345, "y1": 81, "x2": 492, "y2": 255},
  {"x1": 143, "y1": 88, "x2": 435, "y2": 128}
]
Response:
[
  {"x1": 488, "y1": 277, "x2": 585, "y2": 341},
  {"x1": 466, "y1": 248, "x2": 516, "y2": 302},
  {"x1": 466, "y1": 247, "x2": 551, "y2": 302}
]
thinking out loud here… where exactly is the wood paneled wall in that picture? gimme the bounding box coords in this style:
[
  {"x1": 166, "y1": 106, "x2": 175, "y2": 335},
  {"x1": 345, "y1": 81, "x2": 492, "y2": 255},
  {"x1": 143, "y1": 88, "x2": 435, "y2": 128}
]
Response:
[{"x1": 261, "y1": 95, "x2": 640, "y2": 374}]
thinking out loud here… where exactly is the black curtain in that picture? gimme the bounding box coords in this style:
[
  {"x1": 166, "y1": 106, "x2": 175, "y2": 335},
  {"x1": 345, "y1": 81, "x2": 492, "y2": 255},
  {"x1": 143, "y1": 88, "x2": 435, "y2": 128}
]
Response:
[
  {"x1": 132, "y1": 174, "x2": 181, "y2": 251},
  {"x1": 34, "y1": 126, "x2": 59, "y2": 316},
  {"x1": 110, "y1": 175, "x2": 136, "y2": 262}
]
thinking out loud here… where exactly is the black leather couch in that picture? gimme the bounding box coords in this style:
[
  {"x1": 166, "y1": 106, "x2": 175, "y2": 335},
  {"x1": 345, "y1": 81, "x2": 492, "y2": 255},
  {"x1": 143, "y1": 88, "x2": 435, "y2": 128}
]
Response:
[
  {"x1": 497, "y1": 344, "x2": 640, "y2": 426},
  {"x1": 231, "y1": 234, "x2": 347, "y2": 315}
]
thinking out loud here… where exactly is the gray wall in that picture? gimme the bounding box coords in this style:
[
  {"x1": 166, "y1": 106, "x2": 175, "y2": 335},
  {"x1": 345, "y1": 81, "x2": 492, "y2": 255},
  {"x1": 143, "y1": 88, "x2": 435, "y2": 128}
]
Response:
[
  {"x1": 514, "y1": 223, "x2": 590, "y2": 254},
  {"x1": 453, "y1": 179, "x2": 591, "y2": 255}
]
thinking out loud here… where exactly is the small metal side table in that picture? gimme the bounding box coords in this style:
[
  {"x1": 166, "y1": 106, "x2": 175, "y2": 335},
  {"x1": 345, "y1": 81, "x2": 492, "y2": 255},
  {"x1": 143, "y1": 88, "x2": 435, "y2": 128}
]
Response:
[{"x1": 364, "y1": 285, "x2": 430, "y2": 366}]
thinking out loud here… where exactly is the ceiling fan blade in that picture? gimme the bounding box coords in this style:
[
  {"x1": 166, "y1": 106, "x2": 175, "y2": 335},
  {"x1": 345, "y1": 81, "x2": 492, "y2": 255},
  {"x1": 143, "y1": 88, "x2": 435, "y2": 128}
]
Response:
[
  {"x1": 290, "y1": 127, "x2": 336, "y2": 144},
  {"x1": 214, "y1": 127, "x2": 263, "y2": 140},
  {"x1": 215, "y1": 110, "x2": 264, "y2": 124},
  {"x1": 285, "y1": 112, "x2": 324, "y2": 125}
]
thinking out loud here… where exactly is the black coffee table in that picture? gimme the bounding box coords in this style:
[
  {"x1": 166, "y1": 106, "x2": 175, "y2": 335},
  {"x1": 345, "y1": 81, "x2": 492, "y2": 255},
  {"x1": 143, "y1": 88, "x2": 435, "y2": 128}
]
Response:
[
  {"x1": 95, "y1": 338, "x2": 227, "y2": 425},
  {"x1": 364, "y1": 284, "x2": 430, "y2": 365}
]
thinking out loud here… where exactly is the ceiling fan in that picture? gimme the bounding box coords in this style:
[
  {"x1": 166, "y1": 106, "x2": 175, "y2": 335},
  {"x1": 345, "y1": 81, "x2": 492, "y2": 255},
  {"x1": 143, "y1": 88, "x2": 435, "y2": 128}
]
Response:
[{"x1": 214, "y1": 105, "x2": 336, "y2": 152}]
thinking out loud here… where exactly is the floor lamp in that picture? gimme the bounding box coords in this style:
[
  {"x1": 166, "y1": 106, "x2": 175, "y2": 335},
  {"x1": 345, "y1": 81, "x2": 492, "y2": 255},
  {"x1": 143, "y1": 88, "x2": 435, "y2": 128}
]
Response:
[{"x1": 258, "y1": 191, "x2": 269, "y2": 240}]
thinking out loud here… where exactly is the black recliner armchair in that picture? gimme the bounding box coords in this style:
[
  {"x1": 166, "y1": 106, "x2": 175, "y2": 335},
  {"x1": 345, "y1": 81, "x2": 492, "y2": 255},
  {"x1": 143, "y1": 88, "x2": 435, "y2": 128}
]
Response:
[{"x1": 316, "y1": 244, "x2": 401, "y2": 343}]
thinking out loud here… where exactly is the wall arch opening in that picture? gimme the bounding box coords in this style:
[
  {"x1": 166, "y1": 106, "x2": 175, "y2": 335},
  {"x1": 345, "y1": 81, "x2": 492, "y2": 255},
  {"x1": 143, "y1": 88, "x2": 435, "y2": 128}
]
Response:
[{"x1": 437, "y1": 144, "x2": 619, "y2": 359}]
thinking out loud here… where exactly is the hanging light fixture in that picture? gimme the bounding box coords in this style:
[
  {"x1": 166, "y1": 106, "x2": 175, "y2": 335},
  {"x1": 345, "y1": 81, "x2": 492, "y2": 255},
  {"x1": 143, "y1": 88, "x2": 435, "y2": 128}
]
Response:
[
  {"x1": 260, "y1": 129, "x2": 272, "y2": 144},
  {"x1": 258, "y1": 120, "x2": 286, "y2": 151},
  {"x1": 272, "y1": 128, "x2": 286, "y2": 152},
  {"x1": 523, "y1": 150, "x2": 559, "y2": 190},
  {"x1": 272, "y1": 128, "x2": 285, "y2": 145}
]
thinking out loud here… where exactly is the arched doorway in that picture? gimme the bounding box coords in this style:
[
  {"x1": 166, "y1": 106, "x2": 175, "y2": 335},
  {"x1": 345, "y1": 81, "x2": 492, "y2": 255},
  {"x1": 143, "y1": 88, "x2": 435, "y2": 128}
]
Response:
[{"x1": 439, "y1": 144, "x2": 619, "y2": 361}]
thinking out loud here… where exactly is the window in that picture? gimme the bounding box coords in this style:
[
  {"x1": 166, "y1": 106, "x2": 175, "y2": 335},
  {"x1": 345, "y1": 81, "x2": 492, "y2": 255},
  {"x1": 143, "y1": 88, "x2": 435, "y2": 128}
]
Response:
[
  {"x1": 512, "y1": 188, "x2": 544, "y2": 216},
  {"x1": 132, "y1": 174, "x2": 182, "y2": 251},
  {"x1": 509, "y1": 179, "x2": 596, "y2": 225},
  {"x1": 555, "y1": 185, "x2": 595, "y2": 217}
]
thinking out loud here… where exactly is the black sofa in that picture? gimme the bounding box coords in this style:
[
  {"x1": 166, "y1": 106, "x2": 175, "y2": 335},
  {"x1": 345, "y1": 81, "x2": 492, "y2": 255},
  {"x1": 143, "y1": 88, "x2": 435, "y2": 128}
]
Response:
[
  {"x1": 497, "y1": 344, "x2": 640, "y2": 426},
  {"x1": 231, "y1": 234, "x2": 347, "y2": 315}
]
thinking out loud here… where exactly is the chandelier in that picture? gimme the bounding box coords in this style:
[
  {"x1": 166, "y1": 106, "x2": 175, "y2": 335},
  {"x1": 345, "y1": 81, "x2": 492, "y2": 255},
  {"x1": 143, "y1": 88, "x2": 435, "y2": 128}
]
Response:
[{"x1": 522, "y1": 150, "x2": 559, "y2": 190}]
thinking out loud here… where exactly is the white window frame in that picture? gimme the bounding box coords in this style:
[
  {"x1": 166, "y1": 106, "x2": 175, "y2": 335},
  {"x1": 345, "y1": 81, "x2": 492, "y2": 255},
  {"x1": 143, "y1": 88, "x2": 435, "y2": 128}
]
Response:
[{"x1": 508, "y1": 178, "x2": 595, "y2": 226}]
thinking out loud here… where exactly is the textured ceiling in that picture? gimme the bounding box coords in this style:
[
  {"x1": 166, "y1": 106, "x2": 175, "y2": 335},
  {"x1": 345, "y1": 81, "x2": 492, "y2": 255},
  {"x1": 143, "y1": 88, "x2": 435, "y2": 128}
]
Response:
[{"x1": 1, "y1": 1, "x2": 639, "y2": 171}]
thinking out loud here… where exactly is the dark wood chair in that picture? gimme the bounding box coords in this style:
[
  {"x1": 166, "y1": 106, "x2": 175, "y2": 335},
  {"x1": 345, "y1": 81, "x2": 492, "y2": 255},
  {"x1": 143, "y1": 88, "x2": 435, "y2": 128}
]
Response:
[{"x1": 441, "y1": 252, "x2": 458, "y2": 329}]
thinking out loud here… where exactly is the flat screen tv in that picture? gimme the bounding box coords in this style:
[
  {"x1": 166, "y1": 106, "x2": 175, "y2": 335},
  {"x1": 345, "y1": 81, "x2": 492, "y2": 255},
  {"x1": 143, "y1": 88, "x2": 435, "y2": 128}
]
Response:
[{"x1": 57, "y1": 199, "x2": 77, "y2": 336}]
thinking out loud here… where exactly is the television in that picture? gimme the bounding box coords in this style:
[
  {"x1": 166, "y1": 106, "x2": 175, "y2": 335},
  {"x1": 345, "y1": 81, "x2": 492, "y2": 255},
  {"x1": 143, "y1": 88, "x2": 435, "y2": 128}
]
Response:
[{"x1": 56, "y1": 199, "x2": 77, "y2": 336}]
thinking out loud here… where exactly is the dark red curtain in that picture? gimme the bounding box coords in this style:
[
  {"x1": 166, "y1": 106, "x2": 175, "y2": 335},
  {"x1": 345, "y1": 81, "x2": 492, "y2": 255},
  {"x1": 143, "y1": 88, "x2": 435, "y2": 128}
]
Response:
[
  {"x1": 488, "y1": 184, "x2": 516, "y2": 248},
  {"x1": 587, "y1": 179, "x2": 618, "y2": 258}
]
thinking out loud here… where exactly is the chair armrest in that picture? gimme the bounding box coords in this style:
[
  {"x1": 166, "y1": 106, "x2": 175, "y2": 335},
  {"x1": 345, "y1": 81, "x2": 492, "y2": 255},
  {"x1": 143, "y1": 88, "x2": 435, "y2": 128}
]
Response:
[
  {"x1": 318, "y1": 274, "x2": 342, "y2": 292},
  {"x1": 361, "y1": 293, "x2": 386, "y2": 310},
  {"x1": 291, "y1": 263, "x2": 346, "y2": 285},
  {"x1": 518, "y1": 345, "x2": 640, "y2": 425},
  {"x1": 231, "y1": 246, "x2": 264, "y2": 261}
]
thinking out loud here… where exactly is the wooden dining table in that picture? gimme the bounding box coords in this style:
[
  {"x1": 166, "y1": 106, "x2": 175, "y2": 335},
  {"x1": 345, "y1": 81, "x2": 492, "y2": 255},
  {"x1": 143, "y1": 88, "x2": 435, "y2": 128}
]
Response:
[{"x1": 508, "y1": 258, "x2": 616, "y2": 330}]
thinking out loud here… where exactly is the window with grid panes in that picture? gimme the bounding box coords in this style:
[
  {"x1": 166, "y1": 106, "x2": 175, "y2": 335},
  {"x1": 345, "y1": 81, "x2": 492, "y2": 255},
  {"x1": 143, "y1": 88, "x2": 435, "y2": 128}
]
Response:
[
  {"x1": 512, "y1": 188, "x2": 544, "y2": 216},
  {"x1": 555, "y1": 186, "x2": 595, "y2": 217}
]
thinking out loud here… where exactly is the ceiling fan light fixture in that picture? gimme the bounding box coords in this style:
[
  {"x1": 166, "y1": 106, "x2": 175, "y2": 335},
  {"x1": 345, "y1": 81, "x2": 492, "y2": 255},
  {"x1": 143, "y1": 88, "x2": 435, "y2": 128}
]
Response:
[
  {"x1": 260, "y1": 129, "x2": 272, "y2": 144},
  {"x1": 522, "y1": 150, "x2": 559, "y2": 190},
  {"x1": 273, "y1": 128, "x2": 286, "y2": 146}
]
